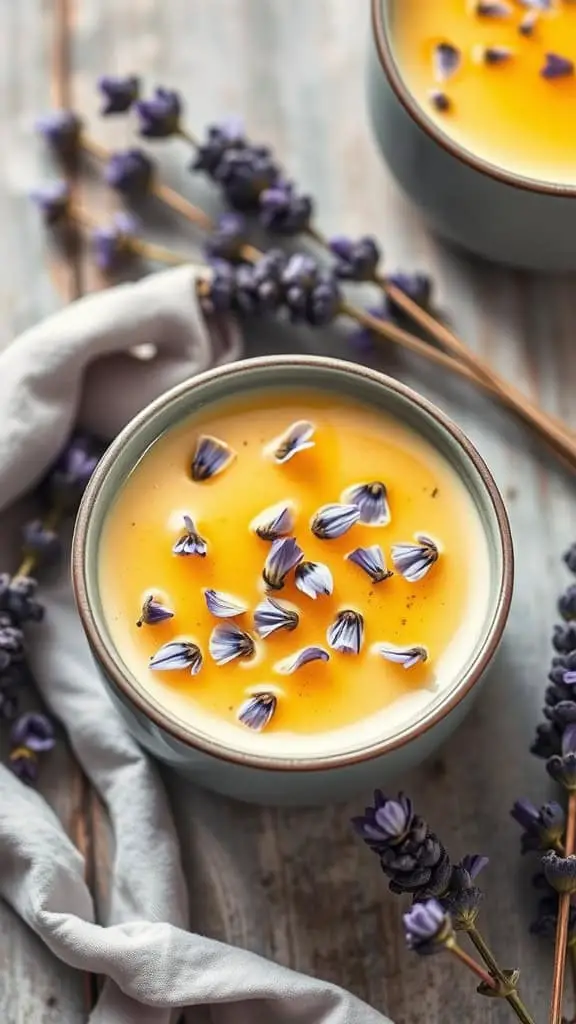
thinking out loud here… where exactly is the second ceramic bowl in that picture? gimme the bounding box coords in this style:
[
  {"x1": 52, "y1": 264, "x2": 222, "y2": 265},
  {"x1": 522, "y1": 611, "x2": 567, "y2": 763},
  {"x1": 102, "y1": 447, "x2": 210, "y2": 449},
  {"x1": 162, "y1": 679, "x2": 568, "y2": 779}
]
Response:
[
  {"x1": 72, "y1": 355, "x2": 513, "y2": 805},
  {"x1": 368, "y1": 0, "x2": 576, "y2": 271}
]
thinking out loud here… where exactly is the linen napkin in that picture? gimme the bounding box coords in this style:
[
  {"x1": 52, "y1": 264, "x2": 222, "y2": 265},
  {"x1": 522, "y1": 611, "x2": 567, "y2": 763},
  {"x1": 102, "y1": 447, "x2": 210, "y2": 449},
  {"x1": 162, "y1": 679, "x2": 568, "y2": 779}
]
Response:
[{"x1": 0, "y1": 266, "x2": 391, "y2": 1024}]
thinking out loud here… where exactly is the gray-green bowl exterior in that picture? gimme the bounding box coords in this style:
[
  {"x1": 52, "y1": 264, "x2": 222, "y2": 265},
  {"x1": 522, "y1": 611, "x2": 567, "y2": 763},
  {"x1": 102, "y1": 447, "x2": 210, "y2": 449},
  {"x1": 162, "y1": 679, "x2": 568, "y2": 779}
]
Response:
[
  {"x1": 72, "y1": 355, "x2": 513, "y2": 806},
  {"x1": 368, "y1": 0, "x2": 576, "y2": 272}
]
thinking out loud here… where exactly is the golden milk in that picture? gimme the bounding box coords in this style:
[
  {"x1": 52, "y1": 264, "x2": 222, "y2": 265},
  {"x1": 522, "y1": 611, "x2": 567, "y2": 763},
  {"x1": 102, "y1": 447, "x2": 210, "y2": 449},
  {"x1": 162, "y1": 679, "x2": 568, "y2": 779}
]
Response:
[
  {"x1": 99, "y1": 391, "x2": 490, "y2": 757},
  {"x1": 392, "y1": 0, "x2": 576, "y2": 185}
]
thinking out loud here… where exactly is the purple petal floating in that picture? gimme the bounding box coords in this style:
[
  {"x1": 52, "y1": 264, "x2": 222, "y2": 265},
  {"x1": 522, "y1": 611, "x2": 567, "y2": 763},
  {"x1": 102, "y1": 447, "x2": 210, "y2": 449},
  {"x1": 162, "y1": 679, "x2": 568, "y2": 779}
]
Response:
[
  {"x1": 342, "y1": 481, "x2": 390, "y2": 526},
  {"x1": 391, "y1": 534, "x2": 439, "y2": 582},
  {"x1": 31, "y1": 180, "x2": 70, "y2": 225},
  {"x1": 474, "y1": 1, "x2": 512, "y2": 15},
  {"x1": 479, "y1": 46, "x2": 514, "y2": 65},
  {"x1": 276, "y1": 646, "x2": 330, "y2": 674},
  {"x1": 295, "y1": 561, "x2": 333, "y2": 599},
  {"x1": 541, "y1": 53, "x2": 574, "y2": 80},
  {"x1": 253, "y1": 597, "x2": 299, "y2": 638},
  {"x1": 262, "y1": 537, "x2": 304, "y2": 590},
  {"x1": 209, "y1": 623, "x2": 255, "y2": 665},
  {"x1": 521, "y1": 0, "x2": 550, "y2": 8},
  {"x1": 519, "y1": 10, "x2": 539, "y2": 34},
  {"x1": 238, "y1": 692, "x2": 277, "y2": 731},
  {"x1": 310, "y1": 503, "x2": 360, "y2": 540},
  {"x1": 327, "y1": 609, "x2": 364, "y2": 655},
  {"x1": 98, "y1": 74, "x2": 140, "y2": 115},
  {"x1": 172, "y1": 514, "x2": 208, "y2": 557},
  {"x1": 150, "y1": 640, "x2": 203, "y2": 675},
  {"x1": 136, "y1": 595, "x2": 174, "y2": 627},
  {"x1": 204, "y1": 589, "x2": 247, "y2": 618},
  {"x1": 374, "y1": 643, "x2": 428, "y2": 669},
  {"x1": 433, "y1": 42, "x2": 461, "y2": 81},
  {"x1": 270, "y1": 420, "x2": 315, "y2": 463},
  {"x1": 251, "y1": 501, "x2": 295, "y2": 541},
  {"x1": 191, "y1": 435, "x2": 236, "y2": 481},
  {"x1": 346, "y1": 545, "x2": 393, "y2": 584},
  {"x1": 135, "y1": 86, "x2": 181, "y2": 138},
  {"x1": 428, "y1": 89, "x2": 451, "y2": 113}
]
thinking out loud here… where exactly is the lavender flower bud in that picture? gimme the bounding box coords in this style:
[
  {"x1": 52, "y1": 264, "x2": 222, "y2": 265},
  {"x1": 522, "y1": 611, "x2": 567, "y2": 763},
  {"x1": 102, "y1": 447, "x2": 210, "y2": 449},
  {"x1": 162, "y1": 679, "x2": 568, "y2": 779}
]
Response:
[
  {"x1": 22, "y1": 520, "x2": 62, "y2": 566},
  {"x1": 531, "y1": 721, "x2": 562, "y2": 759},
  {"x1": 11, "y1": 712, "x2": 55, "y2": 752},
  {"x1": 403, "y1": 899, "x2": 453, "y2": 956},
  {"x1": 30, "y1": 181, "x2": 70, "y2": 225},
  {"x1": 213, "y1": 144, "x2": 280, "y2": 211},
  {"x1": 281, "y1": 254, "x2": 341, "y2": 326},
  {"x1": 511, "y1": 799, "x2": 566, "y2": 853},
  {"x1": 47, "y1": 432, "x2": 102, "y2": 512},
  {"x1": 205, "y1": 213, "x2": 248, "y2": 262},
  {"x1": 543, "y1": 851, "x2": 576, "y2": 894},
  {"x1": 98, "y1": 74, "x2": 140, "y2": 115},
  {"x1": 553, "y1": 622, "x2": 576, "y2": 654},
  {"x1": 92, "y1": 212, "x2": 140, "y2": 273},
  {"x1": 0, "y1": 621, "x2": 25, "y2": 673},
  {"x1": 559, "y1": 584, "x2": 576, "y2": 622},
  {"x1": 8, "y1": 746, "x2": 38, "y2": 785},
  {"x1": 329, "y1": 235, "x2": 381, "y2": 281},
  {"x1": 135, "y1": 87, "x2": 182, "y2": 138},
  {"x1": 564, "y1": 542, "x2": 576, "y2": 575},
  {"x1": 199, "y1": 260, "x2": 237, "y2": 316},
  {"x1": 0, "y1": 575, "x2": 44, "y2": 624},
  {"x1": 35, "y1": 110, "x2": 82, "y2": 160},
  {"x1": 104, "y1": 149, "x2": 154, "y2": 198},
  {"x1": 192, "y1": 118, "x2": 246, "y2": 175},
  {"x1": 259, "y1": 182, "x2": 313, "y2": 235},
  {"x1": 440, "y1": 886, "x2": 484, "y2": 930},
  {"x1": 385, "y1": 272, "x2": 433, "y2": 314}
]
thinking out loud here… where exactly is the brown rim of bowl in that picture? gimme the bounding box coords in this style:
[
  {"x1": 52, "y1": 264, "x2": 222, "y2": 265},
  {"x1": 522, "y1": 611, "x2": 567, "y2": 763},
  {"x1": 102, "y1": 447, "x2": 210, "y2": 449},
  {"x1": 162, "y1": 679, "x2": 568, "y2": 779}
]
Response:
[
  {"x1": 371, "y1": 0, "x2": 576, "y2": 199},
  {"x1": 72, "y1": 354, "x2": 513, "y2": 774}
]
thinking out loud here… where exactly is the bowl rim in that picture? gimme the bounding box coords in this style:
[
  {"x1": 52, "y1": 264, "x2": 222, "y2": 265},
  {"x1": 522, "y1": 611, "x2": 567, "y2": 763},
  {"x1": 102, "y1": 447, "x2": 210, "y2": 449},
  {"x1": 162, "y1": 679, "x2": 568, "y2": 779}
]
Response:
[
  {"x1": 371, "y1": 0, "x2": 576, "y2": 199},
  {"x1": 72, "y1": 354, "x2": 514, "y2": 773}
]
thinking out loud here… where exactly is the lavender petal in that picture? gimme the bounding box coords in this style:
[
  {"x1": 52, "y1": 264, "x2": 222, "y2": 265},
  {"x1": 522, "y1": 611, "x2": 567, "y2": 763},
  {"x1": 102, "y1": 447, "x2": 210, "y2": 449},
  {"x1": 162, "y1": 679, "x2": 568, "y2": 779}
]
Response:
[
  {"x1": 276, "y1": 646, "x2": 330, "y2": 674},
  {"x1": 137, "y1": 595, "x2": 174, "y2": 626},
  {"x1": 251, "y1": 501, "x2": 295, "y2": 541},
  {"x1": 295, "y1": 561, "x2": 334, "y2": 599},
  {"x1": 262, "y1": 537, "x2": 304, "y2": 590},
  {"x1": 209, "y1": 623, "x2": 255, "y2": 665},
  {"x1": 311, "y1": 503, "x2": 361, "y2": 540},
  {"x1": 541, "y1": 53, "x2": 574, "y2": 80},
  {"x1": 172, "y1": 514, "x2": 208, "y2": 557},
  {"x1": 342, "y1": 481, "x2": 390, "y2": 526},
  {"x1": 204, "y1": 589, "x2": 247, "y2": 618},
  {"x1": 150, "y1": 640, "x2": 203, "y2": 675},
  {"x1": 474, "y1": 1, "x2": 512, "y2": 15},
  {"x1": 191, "y1": 435, "x2": 236, "y2": 481},
  {"x1": 327, "y1": 610, "x2": 364, "y2": 655},
  {"x1": 238, "y1": 692, "x2": 277, "y2": 731},
  {"x1": 346, "y1": 545, "x2": 392, "y2": 584},
  {"x1": 433, "y1": 42, "x2": 461, "y2": 81},
  {"x1": 270, "y1": 420, "x2": 315, "y2": 463},
  {"x1": 253, "y1": 597, "x2": 299, "y2": 638},
  {"x1": 375, "y1": 643, "x2": 428, "y2": 669},
  {"x1": 391, "y1": 533, "x2": 439, "y2": 582}
]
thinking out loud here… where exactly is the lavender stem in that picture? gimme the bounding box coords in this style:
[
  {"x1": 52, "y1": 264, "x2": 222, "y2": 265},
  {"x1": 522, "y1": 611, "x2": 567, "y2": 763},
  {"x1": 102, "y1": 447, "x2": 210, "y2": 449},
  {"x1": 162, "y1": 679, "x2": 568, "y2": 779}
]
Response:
[{"x1": 468, "y1": 925, "x2": 536, "y2": 1024}]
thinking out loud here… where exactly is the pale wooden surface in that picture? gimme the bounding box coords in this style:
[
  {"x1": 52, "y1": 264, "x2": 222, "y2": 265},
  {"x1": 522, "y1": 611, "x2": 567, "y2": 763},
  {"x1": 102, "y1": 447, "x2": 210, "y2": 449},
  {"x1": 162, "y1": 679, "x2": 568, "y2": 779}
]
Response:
[{"x1": 1, "y1": 1, "x2": 575, "y2": 1022}]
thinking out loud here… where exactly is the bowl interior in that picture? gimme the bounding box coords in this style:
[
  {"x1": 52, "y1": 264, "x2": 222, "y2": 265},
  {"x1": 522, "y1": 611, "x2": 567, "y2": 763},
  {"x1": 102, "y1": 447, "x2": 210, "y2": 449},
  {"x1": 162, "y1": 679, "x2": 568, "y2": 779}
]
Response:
[{"x1": 74, "y1": 356, "x2": 512, "y2": 768}]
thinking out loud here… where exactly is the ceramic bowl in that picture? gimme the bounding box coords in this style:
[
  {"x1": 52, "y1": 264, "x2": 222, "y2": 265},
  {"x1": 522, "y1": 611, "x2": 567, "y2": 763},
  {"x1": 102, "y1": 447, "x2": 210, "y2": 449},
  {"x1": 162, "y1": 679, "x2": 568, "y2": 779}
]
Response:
[
  {"x1": 72, "y1": 355, "x2": 513, "y2": 806},
  {"x1": 368, "y1": 0, "x2": 576, "y2": 271}
]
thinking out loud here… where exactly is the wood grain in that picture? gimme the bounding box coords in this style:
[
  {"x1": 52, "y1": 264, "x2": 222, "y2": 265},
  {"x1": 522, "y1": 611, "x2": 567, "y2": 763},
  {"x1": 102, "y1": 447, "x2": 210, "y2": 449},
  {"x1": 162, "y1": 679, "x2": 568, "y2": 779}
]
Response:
[{"x1": 3, "y1": 0, "x2": 576, "y2": 1021}]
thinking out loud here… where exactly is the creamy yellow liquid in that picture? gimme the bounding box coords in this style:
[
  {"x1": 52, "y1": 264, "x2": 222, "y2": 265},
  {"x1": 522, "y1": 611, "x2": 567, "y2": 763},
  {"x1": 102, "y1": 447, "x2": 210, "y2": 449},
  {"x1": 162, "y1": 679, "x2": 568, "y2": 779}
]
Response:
[
  {"x1": 99, "y1": 391, "x2": 491, "y2": 757},
  {"x1": 392, "y1": 0, "x2": 576, "y2": 185}
]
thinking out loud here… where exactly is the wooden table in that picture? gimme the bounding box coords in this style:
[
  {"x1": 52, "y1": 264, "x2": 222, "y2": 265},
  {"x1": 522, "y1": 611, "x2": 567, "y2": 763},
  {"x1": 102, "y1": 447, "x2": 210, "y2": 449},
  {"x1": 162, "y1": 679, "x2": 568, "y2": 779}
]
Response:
[{"x1": 0, "y1": 2, "x2": 572, "y2": 1021}]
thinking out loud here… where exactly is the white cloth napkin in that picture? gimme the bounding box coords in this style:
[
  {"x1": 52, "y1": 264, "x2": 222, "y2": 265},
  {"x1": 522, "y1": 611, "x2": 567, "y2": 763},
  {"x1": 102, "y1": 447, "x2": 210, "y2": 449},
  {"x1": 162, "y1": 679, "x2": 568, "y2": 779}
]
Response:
[{"x1": 0, "y1": 266, "x2": 391, "y2": 1024}]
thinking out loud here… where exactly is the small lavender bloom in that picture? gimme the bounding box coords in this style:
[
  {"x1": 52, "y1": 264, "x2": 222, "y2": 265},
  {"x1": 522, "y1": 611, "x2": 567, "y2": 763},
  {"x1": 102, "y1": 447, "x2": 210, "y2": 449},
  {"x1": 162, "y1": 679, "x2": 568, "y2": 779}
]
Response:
[
  {"x1": 404, "y1": 899, "x2": 453, "y2": 955},
  {"x1": 531, "y1": 721, "x2": 562, "y2": 759},
  {"x1": 553, "y1": 622, "x2": 576, "y2": 654},
  {"x1": 281, "y1": 253, "x2": 342, "y2": 327},
  {"x1": 200, "y1": 260, "x2": 237, "y2": 315},
  {"x1": 262, "y1": 537, "x2": 304, "y2": 590},
  {"x1": 541, "y1": 54, "x2": 574, "y2": 80},
  {"x1": 564, "y1": 542, "x2": 576, "y2": 575},
  {"x1": 31, "y1": 180, "x2": 70, "y2": 225},
  {"x1": 92, "y1": 212, "x2": 140, "y2": 273},
  {"x1": 192, "y1": 118, "x2": 246, "y2": 175},
  {"x1": 329, "y1": 235, "x2": 381, "y2": 281},
  {"x1": 11, "y1": 712, "x2": 55, "y2": 753},
  {"x1": 352, "y1": 790, "x2": 414, "y2": 849},
  {"x1": 136, "y1": 86, "x2": 182, "y2": 137},
  {"x1": 559, "y1": 585, "x2": 576, "y2": 621},
  {"x1": 9, "y1": 746, "x2": 39, "y2": 785},
  {"x1": 136, "y1": 595, "x2": 174, "y2": 627},
  {"x1": 481, "y1": 46, "x2": 514, "y2": 65},
  {"x1": 209, "y1": 623, "x2": 255, "y2": 665},
  {"x1": 203, "y1": 589, "x2": 247, "y2": 618},
  {"x1": 474, "y1": 0, "x2": 512, "y2": 14},
  {"x1": 259, "y1": 182, "x2": 313, "y2": 235},
  {"x1": 295, "y1": 561, "x2": 333, "y2": 599},
  {"x1": 251, "y1": 502, "x2": 295, "y2": 542},
  {"x1": 547, "y1": 728, "x2": 576, "y2": 789},
  {"x1": 391, "y1": 534, "x2": 439, "y2": 582},
  {"x1": 511, "y1": 799, "x2": 566, "y2": 853},
  {"x1": 451, "y1": 854, "x2": 490, "y2": 888},
  {"x1": 0, "y1": 621, "x2": 25, "y2": 673},
  {"x1": 191, "y1": 435, "x2": 236, "y2": 481},
  {"x1": 172, "y1": 515, "x2": 208, "y2": 557},
  {"x1": 47, "y1": 432, "x2": 102, "y2": 512},
  {"x1": 543, "y1": 851, "x2": 576, "y2": 894},
  {"x1": 149, "y1": 640, "x2": 203, "y2": 674},
  {"x1": 385, "y1": 273, "x2": 433, "y2": 321},
  {"x1": 21, "y1": 520, "x2": 61, "y2": 566},
  {"x1": 104, "y1": 148, "x2": 154, "y2": 197},
  {"x1": 205, "y1": 212, "x2": 248, "y2": 262},
  {"x1": 433, "y1": 42, "x2": 461, "y2": 81},
  {"x1": 35, "y1": 110, "x2": 82, "y2": 159},
  {"x1": 98, "y1": 74, "x2": 140, "y2": 115},
  {"x1": 0, "y1": 690, "x2": 18, "y2": 719},
  {"x1": 428, "y1": 89, "x2": 451, "y2": 113},
  {"x1": 550, "y1": 700, "x2": 576, "y2": 728},
  {"x1": 342, "y1": 481, "x2": 390, "y2": 526},
  {"x1": 213, "y1": 144, "x2": 280, "y2": 211},
  {"x1": 327, "y1": 609, "x2": 364, "y2": 654},
  {"x1": 346, "y1": 546, "x2": 392, "y2": 584},
  {"x1": 310, "y1": 503, "x2": 360, "y2": 540},
  {"x1": 237, "y1": 692, "x2": 277, "y2": 731},
  {"x1": 0, "y1": 575, "x2": 44, "y2": 624},
  {"x1": 253, "y1": 597, "x2": 299, "y2": 638}
]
